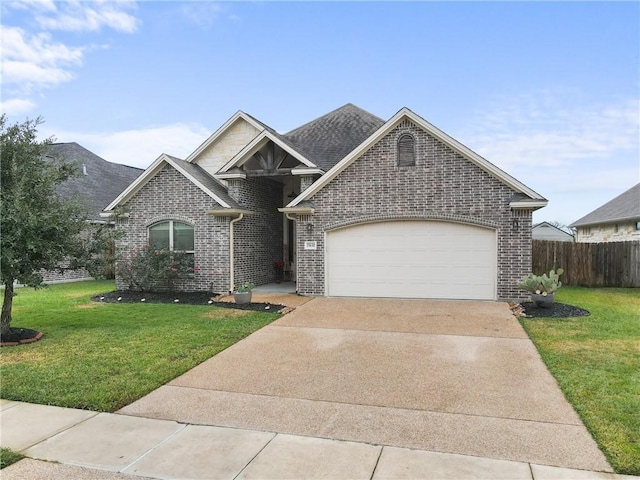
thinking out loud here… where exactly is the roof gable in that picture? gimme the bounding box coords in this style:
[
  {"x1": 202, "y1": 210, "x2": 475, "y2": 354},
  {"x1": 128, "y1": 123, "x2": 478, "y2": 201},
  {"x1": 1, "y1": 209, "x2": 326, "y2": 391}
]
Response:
[
  {"x1": 46, "y1": 143, "x2": 143, "y2": 222},
  {"x1": 288, "y1": 107, "x2": 547, "y2": 208},
  {"x1": 186, "y1": 111, "x2": 268, "y2": 175},
  {"x1": 532, "y1": 222, "x2": 574, "y2": 239},
  {"x1": 570, "y1": 183, "x2": 640, "y2": 227},
  {"x1": 216, "y1": 129, "x2": 317, "y2": 174},
  {"x1": 103, "y1": 153, "x2": 239, "y2": 212}
]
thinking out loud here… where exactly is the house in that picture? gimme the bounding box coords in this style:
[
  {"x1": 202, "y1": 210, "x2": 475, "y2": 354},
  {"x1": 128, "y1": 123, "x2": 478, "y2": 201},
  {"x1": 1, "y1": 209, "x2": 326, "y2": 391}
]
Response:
[
  {"x1": 42, "y1": 143, "x2": 143, "y2": 282},
  {"x1": 49, "y1": 143, "x2": 144, "y2": 222},
  {"x1": 532, "y1": 222, "x2": 574, "y2": 242},
  {"x1": 104, "y1": 104, "x2": 547, "y2": 301},
  {"x1": 570, "y1": 183, "x2": 640, "y2": 243}
]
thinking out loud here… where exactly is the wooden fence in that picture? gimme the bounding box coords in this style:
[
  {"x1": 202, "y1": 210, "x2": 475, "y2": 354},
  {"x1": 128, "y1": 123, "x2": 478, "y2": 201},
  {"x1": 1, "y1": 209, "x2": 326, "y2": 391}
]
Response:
[{"x1": 532, "y1": 240, "x2": 640, "y2": 287}]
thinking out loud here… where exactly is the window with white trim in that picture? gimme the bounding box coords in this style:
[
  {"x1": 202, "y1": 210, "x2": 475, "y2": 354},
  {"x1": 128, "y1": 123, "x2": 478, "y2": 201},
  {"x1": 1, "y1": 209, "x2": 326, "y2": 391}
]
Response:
[
  {"x1": 397, "y1": 133, "x2": 416, "y2": 167},
  {"x1": 149, "y1": 221, "x2": 194, "y2": 261}
]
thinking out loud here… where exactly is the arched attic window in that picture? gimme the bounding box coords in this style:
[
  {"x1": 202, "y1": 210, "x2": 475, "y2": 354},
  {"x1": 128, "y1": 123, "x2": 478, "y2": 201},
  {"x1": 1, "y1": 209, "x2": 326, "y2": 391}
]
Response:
[{"x1": 397, "y1": 133, "x2": 416, "y2": 167}]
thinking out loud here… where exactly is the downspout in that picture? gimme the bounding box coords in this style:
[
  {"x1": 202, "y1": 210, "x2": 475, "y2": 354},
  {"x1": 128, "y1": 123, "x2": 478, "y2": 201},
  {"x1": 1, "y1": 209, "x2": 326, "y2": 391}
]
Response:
[{"x1": 229, "y1": 214, "x2": 244, "y2": 293}]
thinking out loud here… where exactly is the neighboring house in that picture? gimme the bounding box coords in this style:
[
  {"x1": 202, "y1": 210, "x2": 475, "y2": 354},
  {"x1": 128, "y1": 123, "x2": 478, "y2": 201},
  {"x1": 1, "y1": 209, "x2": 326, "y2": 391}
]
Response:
[
  {"x1": 532, "y1": 222, "x2": 574, "y2": 242},
  {"x1": 104, "y1": 104, "x2": 547, "y2": 301},
  {"x1": 42, "y1": 143, "x2": 143, "y2": 282},
  {"x1": 570, "y1": 183, "x2": 640, "y2": 243}
]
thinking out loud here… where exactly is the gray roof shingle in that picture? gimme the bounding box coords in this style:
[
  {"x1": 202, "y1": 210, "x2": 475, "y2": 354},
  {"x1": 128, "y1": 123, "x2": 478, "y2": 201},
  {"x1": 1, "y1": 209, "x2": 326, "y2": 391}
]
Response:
[
  {"x1": 283, "y1": 103, "x2": 385, "y2": 171},
  {"x1": 46, "y1": 143, "x2": 143, "y2": 221},
  {"x1": 570, "y1": 183, "x2": 640, "y2": 227}
]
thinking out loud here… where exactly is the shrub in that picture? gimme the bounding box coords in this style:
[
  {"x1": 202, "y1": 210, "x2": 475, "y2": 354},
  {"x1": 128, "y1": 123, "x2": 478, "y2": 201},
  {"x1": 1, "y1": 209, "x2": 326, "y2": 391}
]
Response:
[{"x1": 116, "y1": 245, "x2": 198, "y2": 291}]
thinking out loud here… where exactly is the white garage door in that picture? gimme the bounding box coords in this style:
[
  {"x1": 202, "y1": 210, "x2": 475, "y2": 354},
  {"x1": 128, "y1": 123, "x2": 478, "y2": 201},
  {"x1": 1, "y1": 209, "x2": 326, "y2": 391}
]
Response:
[{"x1": 326, "y1": 221, "x2": 496, "y2": 300}]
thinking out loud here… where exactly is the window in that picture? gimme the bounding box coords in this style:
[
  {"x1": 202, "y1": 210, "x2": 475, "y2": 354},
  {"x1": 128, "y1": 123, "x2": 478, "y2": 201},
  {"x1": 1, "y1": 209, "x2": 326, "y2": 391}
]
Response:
[
  {"x1": 149, "y1": 220, "x2": 194, "y2": 255},
  {"x1": 397, "y1": 133, "x2": 415, "y2": 167},
  {"x1": 636, "y1": 222, "x2": 640, "y2": 231}
]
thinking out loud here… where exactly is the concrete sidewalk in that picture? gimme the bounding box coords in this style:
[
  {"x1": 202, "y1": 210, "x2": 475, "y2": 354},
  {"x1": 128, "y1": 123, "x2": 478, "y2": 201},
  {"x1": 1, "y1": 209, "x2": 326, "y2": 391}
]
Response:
[{"x1": 1, "y1": 400, "x2": 636, "y2": 480}]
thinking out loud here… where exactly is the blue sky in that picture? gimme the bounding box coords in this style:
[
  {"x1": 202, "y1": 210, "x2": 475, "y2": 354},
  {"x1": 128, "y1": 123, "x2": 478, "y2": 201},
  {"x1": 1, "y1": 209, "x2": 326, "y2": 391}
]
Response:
[{"x1": 2, "y1": 1, "x2": 638, "y2": 225}]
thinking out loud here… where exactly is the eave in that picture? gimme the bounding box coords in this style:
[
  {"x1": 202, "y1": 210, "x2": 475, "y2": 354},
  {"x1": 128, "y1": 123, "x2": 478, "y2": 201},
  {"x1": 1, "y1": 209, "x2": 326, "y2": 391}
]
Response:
[
  {"x1": 206, "y1": 208, "x2": 253, "y2": 217},
  {"x1": 510, "y1": 200, "x2": 548, "y2": 210},
  {"x1": 278, "y1": 206, "x2": 315, "y2": 215},
  {"x1": 570, "y1": 215, "x2": 640, "y2": 228}
]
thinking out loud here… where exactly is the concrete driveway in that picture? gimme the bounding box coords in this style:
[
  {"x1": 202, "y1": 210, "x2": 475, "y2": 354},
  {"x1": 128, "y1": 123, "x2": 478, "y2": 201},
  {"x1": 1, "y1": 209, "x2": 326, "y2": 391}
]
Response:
[{"x1": 119, "y1": 297, "x2": 610, "y2": 471}]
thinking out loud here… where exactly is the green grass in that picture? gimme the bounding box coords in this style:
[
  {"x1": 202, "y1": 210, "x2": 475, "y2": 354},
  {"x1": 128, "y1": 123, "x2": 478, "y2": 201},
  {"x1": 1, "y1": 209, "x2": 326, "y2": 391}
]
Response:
[
  {"x1": 520, "y1": 287, "x2": 640, "y2": 475},
  {"x1": 0, "y1": 280, "x2": 278, "y2": 412},
  {"x1": 0, "y1": 447, "x2": 25, "y2": 469}
]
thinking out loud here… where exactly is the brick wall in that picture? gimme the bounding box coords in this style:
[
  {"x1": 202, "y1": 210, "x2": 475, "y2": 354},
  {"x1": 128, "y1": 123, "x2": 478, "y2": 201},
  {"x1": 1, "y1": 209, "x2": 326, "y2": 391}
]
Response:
[
  {"x1": 228, "y1": 177, "x2": 283, "y2": 288},
  {"x1": 115, "y1": 165, "x2": 230, "y2": 292},
  {"x1": 41, "y1": 264, "x2": 92, "y2": 283},
  {"x1": 296, "y1": 120, "x2": 533, "y2": 301}
]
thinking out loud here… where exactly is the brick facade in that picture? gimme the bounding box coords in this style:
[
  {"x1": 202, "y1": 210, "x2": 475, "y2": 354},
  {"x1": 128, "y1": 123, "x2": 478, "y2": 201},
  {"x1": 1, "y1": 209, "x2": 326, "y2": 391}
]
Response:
[
  {"x1": 295, "y1": 120, "x2": 533, "y2": 301},
  {"x1": 113, "y1": 113, "x2": 538, "y2": 301},
  {"x1": 115, "y1": 165, "x2": 231, "y2": 292},
  {"x1": 41, "y1": 264, "x2": 92, "y2": 283},
  {"x1": 228, "y1": 177, "x2": 283, "y2": 288}
]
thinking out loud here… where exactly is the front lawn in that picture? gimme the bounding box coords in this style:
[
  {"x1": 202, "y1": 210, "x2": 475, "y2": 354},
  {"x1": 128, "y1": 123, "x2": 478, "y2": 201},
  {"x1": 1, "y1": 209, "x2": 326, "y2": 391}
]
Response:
[
  {"x1": 0, "y1": 280, "x2": 279, "y2": 412},
  {"x1": 520, "y1": 287, "x2": 640, "y2": 475}
]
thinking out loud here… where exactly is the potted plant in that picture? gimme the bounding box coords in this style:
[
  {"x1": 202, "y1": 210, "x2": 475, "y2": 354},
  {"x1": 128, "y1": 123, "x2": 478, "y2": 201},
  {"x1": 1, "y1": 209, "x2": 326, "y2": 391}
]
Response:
[
  {"x1": 518, "y1": 268, "x2": 564, "y2": 308},
  {"x1": 233, "y1": 281, "x2": 255, "y2": 304},
  {"x1": 273, "y1": 260, "x2": 284, "y2": 284}
]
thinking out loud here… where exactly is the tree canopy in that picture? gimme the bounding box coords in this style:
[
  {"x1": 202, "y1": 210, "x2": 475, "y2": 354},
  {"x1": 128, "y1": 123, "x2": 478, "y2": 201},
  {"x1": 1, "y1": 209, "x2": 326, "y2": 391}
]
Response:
[{"x1": 1, "y1": 115, "x2": 89, "y2": 337}]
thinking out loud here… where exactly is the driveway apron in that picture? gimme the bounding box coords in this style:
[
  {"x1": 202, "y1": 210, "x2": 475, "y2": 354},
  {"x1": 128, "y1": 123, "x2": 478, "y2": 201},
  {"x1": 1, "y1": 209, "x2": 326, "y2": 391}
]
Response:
[{"x1": 119, "y1": 297, "x2": 610, "y2": 472}]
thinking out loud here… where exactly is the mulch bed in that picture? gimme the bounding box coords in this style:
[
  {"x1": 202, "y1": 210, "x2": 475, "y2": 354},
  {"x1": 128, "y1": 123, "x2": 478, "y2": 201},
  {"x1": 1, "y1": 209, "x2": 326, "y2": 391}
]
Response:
[
  {"x1": 1, "y1": 328, "x2": 44, "y2": 347},
  {"x1": 92, "y1": 290, "x2": 286, "y2": 312},
  {"x1": 1, "y1": 294, "x2": 588, "y2": 347},
  {"x1": 520, "y1": 302, "x2": 590, "y2": 318}
]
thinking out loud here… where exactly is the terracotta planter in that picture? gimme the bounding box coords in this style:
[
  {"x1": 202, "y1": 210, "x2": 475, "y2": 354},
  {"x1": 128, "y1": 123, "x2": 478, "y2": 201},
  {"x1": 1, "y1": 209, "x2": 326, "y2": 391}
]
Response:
[
  {"x1": 233, "y1": 291, "x2": 252, "y2": 304},
  {"x1": 532, "y1": 293, "x2": 554, "y2": 308}
]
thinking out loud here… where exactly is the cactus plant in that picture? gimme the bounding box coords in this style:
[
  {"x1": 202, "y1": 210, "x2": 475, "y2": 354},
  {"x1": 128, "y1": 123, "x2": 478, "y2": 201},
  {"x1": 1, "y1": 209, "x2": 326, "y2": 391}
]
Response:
[{"x1": 518, "y1": 268, "x2": 564, "y2": 295}]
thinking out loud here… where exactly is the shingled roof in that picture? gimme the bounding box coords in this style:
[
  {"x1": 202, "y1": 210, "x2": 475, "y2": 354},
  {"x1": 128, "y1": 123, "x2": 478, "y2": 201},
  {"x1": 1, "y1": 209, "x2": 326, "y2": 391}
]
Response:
[
  {"x1": 164, "y1": 155, "x2": 241, "y2": 209},
  {"x1": 283, "y1": 103, "x2": 385, "y2": 171},
  {"x1": 570, "y1": 183, "x2": 640, "y2": 227},
  {"x1": 46, "y1": 143, "x2": 143, "y2": 222}
]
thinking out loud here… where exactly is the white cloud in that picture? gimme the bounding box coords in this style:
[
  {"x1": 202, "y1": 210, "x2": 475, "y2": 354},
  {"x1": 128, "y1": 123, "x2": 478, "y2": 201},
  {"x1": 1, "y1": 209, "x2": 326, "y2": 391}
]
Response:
[
  {"x1": 180, "y1": 2, "x2": 234, "y2": 28},
  {"x1": 34, "y1": 0, "x2": 141, "y2": 33},
  {"x1": 0, "y1": 98, "x2": 36, "y2": 116},
  {"x1": 44, "y1": 123, "x2": 212, "y2": 169},
  {"x1": 465, "y1": 94, "x2": 639, "y2": 169},
  {"x1": 1, "y1": 1, "x2": 140, "y2": 114},
  {"x1": 0, "y1": 26, "x2": 84, "y2": 91},
  {"x1": 458, "y1": 91, "x2": 640, "y2": 225}
]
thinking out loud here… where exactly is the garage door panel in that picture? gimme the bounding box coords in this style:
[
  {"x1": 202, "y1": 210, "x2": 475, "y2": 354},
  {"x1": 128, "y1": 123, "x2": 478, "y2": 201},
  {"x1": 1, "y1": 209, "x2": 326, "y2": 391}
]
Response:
[{"x1": 326, "y1": 221, "x2": 496, "y2": 300}]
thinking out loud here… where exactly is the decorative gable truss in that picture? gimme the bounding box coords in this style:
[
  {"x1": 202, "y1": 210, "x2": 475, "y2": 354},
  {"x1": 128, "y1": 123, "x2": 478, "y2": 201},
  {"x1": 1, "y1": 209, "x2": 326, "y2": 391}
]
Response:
[{"x1": 214, "y1": 129, "x2": 323, "y2": 181}]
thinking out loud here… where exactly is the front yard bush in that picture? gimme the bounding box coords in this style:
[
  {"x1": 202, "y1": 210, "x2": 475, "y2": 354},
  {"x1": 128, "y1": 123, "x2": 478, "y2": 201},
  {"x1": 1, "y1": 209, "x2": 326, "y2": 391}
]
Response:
[{"x1": 116, "y1": 246, "x2": 198, "y2": 291}]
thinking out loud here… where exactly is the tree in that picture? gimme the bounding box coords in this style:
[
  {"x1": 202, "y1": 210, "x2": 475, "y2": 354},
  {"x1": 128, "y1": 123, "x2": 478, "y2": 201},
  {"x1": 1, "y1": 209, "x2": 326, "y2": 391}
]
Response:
[{"x1": 0, "y1": 115, "x2": 90, "y2": 338}]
